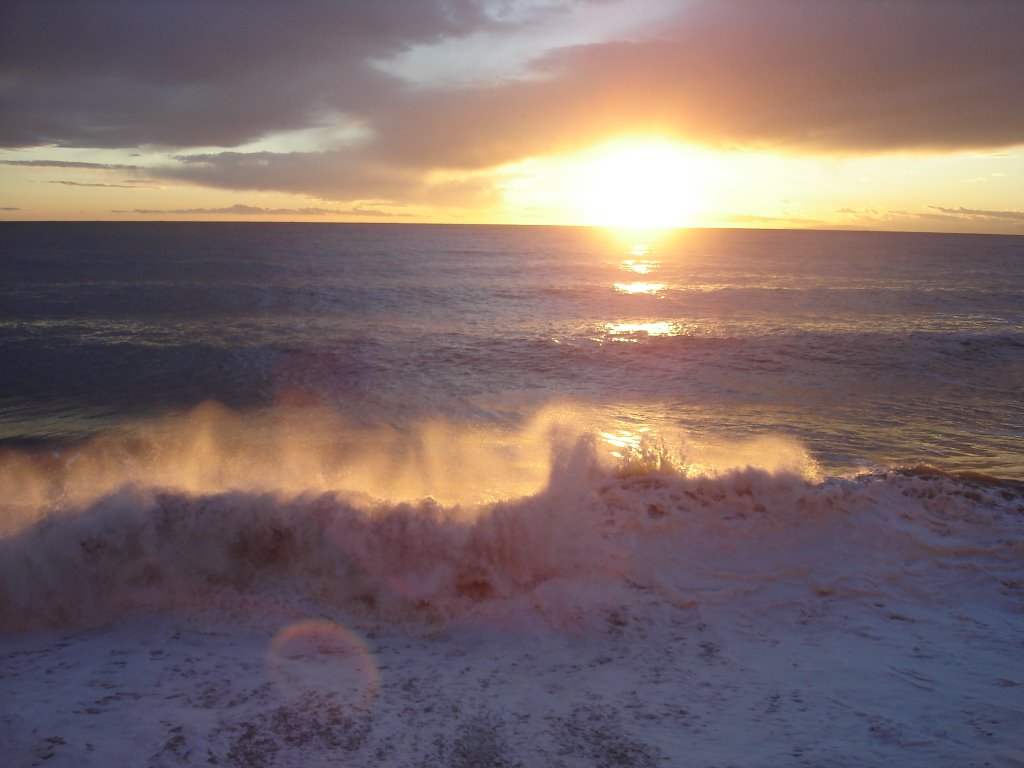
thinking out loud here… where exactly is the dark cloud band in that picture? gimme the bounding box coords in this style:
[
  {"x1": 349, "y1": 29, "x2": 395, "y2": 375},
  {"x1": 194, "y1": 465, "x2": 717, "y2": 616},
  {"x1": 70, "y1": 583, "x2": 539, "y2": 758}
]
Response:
[{"x1": 2, "y1": 0, "x2": 1022, "y2": 204}]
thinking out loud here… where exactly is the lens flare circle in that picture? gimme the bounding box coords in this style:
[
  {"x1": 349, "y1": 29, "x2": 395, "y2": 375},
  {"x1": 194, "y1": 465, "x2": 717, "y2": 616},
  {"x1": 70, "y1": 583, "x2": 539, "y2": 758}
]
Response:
[{"x1": 265, "y1": 619, "x2": 379, "y2": 707}]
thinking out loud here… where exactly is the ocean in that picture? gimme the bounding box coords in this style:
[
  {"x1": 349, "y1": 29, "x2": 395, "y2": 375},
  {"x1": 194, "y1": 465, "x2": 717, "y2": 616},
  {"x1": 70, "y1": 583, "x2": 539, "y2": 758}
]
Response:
[{"x1": 1, "y1": 222, "x2": 1022, "y2": 766}]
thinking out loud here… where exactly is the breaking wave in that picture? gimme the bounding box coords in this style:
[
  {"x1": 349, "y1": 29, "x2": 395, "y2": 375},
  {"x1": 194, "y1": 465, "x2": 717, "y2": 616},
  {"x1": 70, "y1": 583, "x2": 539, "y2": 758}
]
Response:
[{"x1": 1, "y1": 404, "x2": 1022, "y2": 633}]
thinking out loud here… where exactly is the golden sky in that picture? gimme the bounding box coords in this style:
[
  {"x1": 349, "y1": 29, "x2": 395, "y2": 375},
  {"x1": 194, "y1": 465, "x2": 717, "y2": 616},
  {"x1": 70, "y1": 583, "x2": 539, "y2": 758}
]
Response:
[{"x1": 2, "y1": 0, "x2": 1023, "y2": 233}]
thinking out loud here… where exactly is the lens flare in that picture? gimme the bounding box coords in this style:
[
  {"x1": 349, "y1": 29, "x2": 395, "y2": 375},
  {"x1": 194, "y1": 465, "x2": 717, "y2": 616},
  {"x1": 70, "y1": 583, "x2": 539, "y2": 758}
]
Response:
[{"x1": 266, "y1": 619, "x2": 379, "y2": 707}]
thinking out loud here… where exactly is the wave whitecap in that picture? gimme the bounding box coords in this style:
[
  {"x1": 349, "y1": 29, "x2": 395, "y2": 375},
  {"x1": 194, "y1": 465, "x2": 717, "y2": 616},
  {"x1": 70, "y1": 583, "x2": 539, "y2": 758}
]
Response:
[{"x1": 2, "y1": 404, "x2": 1021, "y2": 634}]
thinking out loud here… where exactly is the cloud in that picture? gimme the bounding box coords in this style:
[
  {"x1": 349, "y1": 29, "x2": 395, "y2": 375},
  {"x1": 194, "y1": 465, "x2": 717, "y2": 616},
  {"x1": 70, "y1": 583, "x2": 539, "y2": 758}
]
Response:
[
  {"x1": 1, "y1": 160, "x2": 140, "y2": 170},
  {"x1": 927, "y1": 206, "x2": 1024, "y2": 223},
  {"x1": 162, "y1": 150, "x2": 399, "y2": 198},
  {"x1": 45, "y1": 180, "x2": 159, "y2": 188},
  {"x1": 0, "y1": 207, "x2": 21, "y2": 211},
  {"x1": 725, "y1": 213, "x2": 825, "y2": 227},
  {"x1": 2, "y1": 0, "x2": 1022, "y2": 205},
  {"x1": 0, "y1": 0, "x2": 497, "y2": 149},
  {"x1": 156, "y1": 149, "x2": 501, "y2": 208},
  {"x1": 373, "y1": 0, "x2": 1024, "y2": 169},
  {"x1": 111, "y1": 204, "x2": 410, "y2": 217},
  {"x1": 832, "y1": 205, "x2": 1024, "y2": 234}
]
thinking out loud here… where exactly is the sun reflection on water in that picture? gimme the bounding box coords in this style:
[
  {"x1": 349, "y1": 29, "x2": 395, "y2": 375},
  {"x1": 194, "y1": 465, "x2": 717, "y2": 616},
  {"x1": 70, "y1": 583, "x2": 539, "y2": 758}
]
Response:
[
  {"x1": 604, "y1": 321, "x2": 690, "y2": 339},
  {"x1": 615, "y1": 237, "x2": 665, "y2": 288},
  {"x1": 613, "y1": 281, "x2": 666, "y2": 295},
  {"x1": 621, "y1": 259, "x2": 660, "y2": 274}
]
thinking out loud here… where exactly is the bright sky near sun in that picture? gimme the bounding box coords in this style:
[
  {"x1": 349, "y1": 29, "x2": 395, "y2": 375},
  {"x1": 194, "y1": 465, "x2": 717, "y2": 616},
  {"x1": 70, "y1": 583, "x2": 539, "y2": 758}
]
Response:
[{"x1": 1, "y1": 0, "x2": 1022, "y2": 234}]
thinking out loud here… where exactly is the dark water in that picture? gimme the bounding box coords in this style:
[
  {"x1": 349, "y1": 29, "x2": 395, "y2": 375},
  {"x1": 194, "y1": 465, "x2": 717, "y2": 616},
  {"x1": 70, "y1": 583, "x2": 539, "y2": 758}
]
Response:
[
  {"x1": 3, "y1": 223, "x2": 1024, "y2": 768},
  {"x1": 1, "y1": 222, "x2": 1022, "y2": 478}
]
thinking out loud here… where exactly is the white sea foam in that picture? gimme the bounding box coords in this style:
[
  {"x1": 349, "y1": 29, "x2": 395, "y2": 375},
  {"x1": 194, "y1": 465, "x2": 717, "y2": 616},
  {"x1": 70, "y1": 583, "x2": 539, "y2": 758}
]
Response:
[
  {"x1": 2, "y1": 404, "x2": 1022, "y2": 766},
  {"x1": 1, "y1": 403, "x2": 1020, "y2": 635}
]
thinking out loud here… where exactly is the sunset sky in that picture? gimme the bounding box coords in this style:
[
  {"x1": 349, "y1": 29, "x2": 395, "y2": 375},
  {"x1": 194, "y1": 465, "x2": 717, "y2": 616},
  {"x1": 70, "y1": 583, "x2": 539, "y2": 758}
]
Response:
[{"x1": 2, "y1": 0, "x2": 1022, "y2": 233}]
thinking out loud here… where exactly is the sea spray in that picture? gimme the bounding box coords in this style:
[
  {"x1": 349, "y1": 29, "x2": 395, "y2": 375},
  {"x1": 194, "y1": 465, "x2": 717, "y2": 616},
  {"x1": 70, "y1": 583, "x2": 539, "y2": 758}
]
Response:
[{"x1": 2, "y1": 404, "x2": 1020, "y2": 633}]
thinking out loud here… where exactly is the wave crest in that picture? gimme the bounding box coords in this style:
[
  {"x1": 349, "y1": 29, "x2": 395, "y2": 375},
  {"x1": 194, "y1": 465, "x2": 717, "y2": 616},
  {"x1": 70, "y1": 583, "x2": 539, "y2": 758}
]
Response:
[{"x1": 1, "y1": 404, "x2": 1020, "y2": 633}]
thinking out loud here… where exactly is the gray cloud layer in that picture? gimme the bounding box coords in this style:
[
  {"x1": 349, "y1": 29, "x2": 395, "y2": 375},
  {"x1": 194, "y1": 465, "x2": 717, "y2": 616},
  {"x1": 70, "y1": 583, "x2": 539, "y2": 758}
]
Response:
[
  {"x1": 46, "y1": 180, "x2": 158, "y2": 188},
  {"x1": 1, "y1": 160, "x2": 140, "y2": 170},
  {"x1": 375, "y1": 0, "x2": 1024, "y2": 168},
  {"x1": 928, "y1": 206, "x2": 1024, "y2": 223},
  {"x1": 1, "y1": 0, "x2": 491, "y2": 149},
  {"x1": 111, "y1": 204, "x2": 408, "y2": 217},
  {"x1": 3, "y1": 0, "x2": 1023, "y2": 202}
]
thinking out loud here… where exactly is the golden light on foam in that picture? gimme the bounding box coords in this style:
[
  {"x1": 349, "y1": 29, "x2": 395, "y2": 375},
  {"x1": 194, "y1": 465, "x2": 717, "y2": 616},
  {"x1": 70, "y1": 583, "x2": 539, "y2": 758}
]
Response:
[
  {"x1": 575, "y1": 138, "x2": 699, "y2": 229},
  {"x1": 600, "y1": 429, "x2": 642, "y2": 450},
  {"x1": 0, "y1": 401, "x2": 557, "y2": 520},
  {"x1": 266, "y1": 619, "x2": 379, "y2": 707},
  {"x1": 599, "y1": 427, "x2": 653, "y2": 460}
]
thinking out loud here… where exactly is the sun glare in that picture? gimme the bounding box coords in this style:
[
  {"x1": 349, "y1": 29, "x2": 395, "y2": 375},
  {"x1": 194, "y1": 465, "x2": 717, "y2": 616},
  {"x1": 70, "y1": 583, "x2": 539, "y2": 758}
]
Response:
[{"x1": 576, "y1": 138, "x2": 699, "y2": 229}]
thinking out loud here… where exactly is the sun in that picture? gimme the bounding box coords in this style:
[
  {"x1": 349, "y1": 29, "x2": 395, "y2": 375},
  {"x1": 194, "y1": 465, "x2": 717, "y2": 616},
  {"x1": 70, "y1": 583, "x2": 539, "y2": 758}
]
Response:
[{"x1": 575, "y1": 138, "x2": 699, "y2": 229}]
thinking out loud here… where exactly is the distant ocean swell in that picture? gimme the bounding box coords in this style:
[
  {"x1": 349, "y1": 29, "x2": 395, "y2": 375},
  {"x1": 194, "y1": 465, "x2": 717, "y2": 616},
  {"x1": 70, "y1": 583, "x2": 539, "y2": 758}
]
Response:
[
  {"x1": 4, "y1": 329, "x2": 1021, "y2": 433},
  {"x1": 2, "y1": 404, "x2": 1021, "y2": 634}
]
